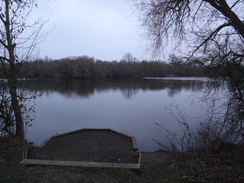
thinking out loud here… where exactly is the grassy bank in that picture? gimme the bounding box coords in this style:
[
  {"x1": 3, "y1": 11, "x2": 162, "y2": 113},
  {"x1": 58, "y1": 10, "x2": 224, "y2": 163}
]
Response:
[{"x1": 0, "y1": 136, "x2": 243, "y2": 183}]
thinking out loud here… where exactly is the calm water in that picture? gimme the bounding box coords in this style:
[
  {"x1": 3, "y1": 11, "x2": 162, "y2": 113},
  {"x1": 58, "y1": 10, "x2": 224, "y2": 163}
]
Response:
[{"x1": 23, "y1": 77, "x2": 209, "y2": 152}]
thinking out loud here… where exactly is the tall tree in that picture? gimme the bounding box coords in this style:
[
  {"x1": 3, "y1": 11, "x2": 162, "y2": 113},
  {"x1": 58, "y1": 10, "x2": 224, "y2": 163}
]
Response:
[
  {"x1": 0, "y1": 0, "x2": 44, "y2": 138},
  {"x1": 135, "y1": 0, "x2": 244, "y2": 141}
]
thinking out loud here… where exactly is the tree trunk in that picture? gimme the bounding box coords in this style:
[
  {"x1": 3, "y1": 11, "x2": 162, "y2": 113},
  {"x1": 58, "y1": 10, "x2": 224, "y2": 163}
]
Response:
[
  {"x1": 4, "y1": 0, "x2": 25, "y2": 138},
  {"x1": 205, "y1": 0, "x2": 244, "y2": 39},
  {"x1": 8, "y1": 68, "x2": 25, "y2": 138}
]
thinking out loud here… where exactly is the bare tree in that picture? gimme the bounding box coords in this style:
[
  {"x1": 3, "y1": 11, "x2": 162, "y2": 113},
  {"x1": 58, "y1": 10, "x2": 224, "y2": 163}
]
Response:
[
  {"x1": 0, "y1": 0, "x2": 45, "y2": 138},
  {"x1": 121, "y1": 53, "x2": 138, "y2": 63},
  {"x1": 135, "y1": 0, "x2": 243, "y2": 54},
  {"x1": 135, "y1": 0, "x2": 244, "y2": 144}
]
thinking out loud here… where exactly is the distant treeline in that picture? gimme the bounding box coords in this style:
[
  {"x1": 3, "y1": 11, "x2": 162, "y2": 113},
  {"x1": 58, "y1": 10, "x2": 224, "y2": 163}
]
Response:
[{"x1": 2, "y1": 54, "x2": 207, "y2": 79}]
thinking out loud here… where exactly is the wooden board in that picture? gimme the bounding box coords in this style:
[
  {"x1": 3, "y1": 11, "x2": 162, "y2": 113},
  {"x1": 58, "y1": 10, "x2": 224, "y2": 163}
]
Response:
[{"x1": 20, "y1": 153, "x2": 141, "y2": 169}]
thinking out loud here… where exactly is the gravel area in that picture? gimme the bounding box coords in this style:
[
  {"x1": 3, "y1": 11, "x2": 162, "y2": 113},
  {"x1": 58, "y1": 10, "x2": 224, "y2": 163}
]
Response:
[{"x1": 28, "y1": 129, "x2": 139, "y2": 164}]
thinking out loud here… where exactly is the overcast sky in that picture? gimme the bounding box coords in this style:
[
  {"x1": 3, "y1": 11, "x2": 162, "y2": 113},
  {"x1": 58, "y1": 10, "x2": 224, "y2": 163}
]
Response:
[{"x1": 34, "y1": 0, "x2": 154, "y2": 61}]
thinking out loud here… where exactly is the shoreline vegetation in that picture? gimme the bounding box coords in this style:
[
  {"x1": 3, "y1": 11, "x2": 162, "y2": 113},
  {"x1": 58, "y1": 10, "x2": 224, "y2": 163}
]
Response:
[
  {"x1": 0, "y1": 55, "x2": 208, "y2": 80},
  {"x1": 0, "y1": 136, "x2": 243, "y2": 183}
]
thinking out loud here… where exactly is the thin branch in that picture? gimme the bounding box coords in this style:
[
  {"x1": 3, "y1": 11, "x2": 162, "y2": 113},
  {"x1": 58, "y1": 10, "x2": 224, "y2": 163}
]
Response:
[
  {"x1": 230, "y1": 0, "x2": 241, "y2": 9},
  {"x1": 192, "y1": 22, "x2": 232, "y2": 55},
  {"x1": 0, "y1": 56, "x2": 9, "y2": 62},
  {"x1": 0, "y1": 39, "x2": 8, "y2": 48}
]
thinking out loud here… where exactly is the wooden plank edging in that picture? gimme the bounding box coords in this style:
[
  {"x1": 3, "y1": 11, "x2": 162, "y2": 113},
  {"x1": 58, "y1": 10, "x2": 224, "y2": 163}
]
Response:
[
  {"x1": 39, "y1": 136, "x2": 55, "y2": 148},
  {"x1": 20, "y1": 153, "x2": 141, "y2": 169},
  {"x1": 27, "y1": 128, "x2": 141, "y2": 169},
  {"x1": 22, "y1": 148, "x2": 28, "y2": 160},
  {"x1": 106, "y1": 128, "x2": 138, "y2": 150}
]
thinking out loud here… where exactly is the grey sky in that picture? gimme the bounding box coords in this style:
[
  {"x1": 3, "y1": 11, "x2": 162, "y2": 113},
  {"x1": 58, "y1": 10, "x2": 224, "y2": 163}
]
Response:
[{"x1": 35, "y1": 0, "x2": 152, "y2": 61}]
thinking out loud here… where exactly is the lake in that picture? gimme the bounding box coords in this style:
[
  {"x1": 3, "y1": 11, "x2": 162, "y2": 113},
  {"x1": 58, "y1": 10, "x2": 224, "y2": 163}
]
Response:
[{"x1": 23, "y1": 77, "x2": 210, "y2": 152}]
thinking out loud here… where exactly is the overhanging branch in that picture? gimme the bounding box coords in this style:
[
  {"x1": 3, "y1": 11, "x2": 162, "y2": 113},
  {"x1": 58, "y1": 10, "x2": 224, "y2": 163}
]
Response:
[{"x1": 193, "y1": 22, "x2": 232, "y2": 55}]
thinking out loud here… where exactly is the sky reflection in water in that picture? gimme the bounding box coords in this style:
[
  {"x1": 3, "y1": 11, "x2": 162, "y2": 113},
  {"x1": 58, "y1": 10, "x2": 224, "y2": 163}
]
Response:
[{"x1": 25, "y1": 78, "x2": 208, "y2": 152}]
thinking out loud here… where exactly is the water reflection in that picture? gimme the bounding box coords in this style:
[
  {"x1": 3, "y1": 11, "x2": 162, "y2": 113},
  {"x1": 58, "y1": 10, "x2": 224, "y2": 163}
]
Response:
[
  {"x1": 22, "y1": 78, "x2": 205, "y2": 99},
  {"x1": 21, "y1": 78, "x2": 208, "y2": 151}
]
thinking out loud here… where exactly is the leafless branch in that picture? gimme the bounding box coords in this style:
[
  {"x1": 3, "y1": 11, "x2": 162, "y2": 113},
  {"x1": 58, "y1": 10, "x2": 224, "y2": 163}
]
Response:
[{"x1": 192, "y1": 22, "x2": 232, "y2": 55}]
